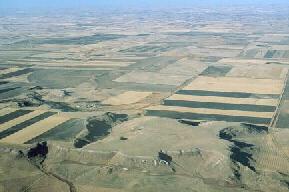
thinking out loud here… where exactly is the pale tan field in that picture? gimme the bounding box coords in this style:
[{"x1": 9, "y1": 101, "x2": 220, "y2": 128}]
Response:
[
  {"x1": 204, "y1": 44, "x2": 245, "y2": 50},
  {"x1": 188, "y1": 47, "x2": 242, "y2": 57},
  {"x1": 114, "y1": 71, "x2": 191, "y2": 86},
  {"x1": 257, "y1": 34, "x2": 289, "y2": 43},
  {"x1": 167, "y1": 94, "x2": 278, "y2": 106},
  {"x1": 29, "y1": 52, "x2": 73, "y2": 59},
  {"x1": 159, "y1": 58, "x2": 207, "y2": 76},
  {"x1": 183, "y1": 76, "x2": 284, "y2": 94},
  {"x1": 0, "y1": 67, "x2": 20, "y2": 75},
  {"x1": 0, "y1": 110, "x2": 48, "y2": 133},
  {"x1": 102, "y1": 91, "x2": 152, "y2": 105},
  {"x1": 271, "y1": 45, "x2": 289, "y2": 50},
  {"x1": 0, "y1": 108, "x2": 17, "y2": 116},
  {"x1": 194, "y1": 23, "x2": 244, "y2": 33},
  {"x1": 0, "y1": 114, "x2": 70, "y2": 144},
  {"x1": 0, "y1": 104, "x2": 11, "y2": 110},
  {"x1": 5, "y1": 72, "x2": 32, "y2": 83},
  {"x1": 226, "y1": 65, "x2": 288, "y2": 79},
  {"x1": 218, "y1": 58, "x2": 287, "y2": 65},
  {"x1": 146, "y1": 105, "x2": 274, "y2": 119}
]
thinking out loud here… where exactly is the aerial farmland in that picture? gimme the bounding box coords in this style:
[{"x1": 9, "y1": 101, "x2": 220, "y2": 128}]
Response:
[{"x1": 0, "y1": 1, "x2": 289, "y2": 192}]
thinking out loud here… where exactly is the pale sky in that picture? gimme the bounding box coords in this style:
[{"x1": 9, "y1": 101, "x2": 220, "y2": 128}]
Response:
[{"x1": 1, "y1": 0, "x2": 289, "y2": 10}]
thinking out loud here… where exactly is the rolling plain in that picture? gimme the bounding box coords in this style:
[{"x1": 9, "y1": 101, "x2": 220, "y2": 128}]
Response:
[{"x1": 1, "y1": 4, "x2": 289, "y2": 192}]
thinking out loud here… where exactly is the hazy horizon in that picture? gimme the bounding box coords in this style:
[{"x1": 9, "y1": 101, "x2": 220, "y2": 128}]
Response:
[{"x1": 1, "y1": 0, "x2": 289, "y2": 10}]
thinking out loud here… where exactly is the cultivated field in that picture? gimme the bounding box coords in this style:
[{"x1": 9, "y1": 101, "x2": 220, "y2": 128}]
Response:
[
  {"x1": 114, "y1": 71, "x2": 191, "y2": 86},
  {"x1": 183, "y1": 76, "x2": 284, "y2": 95},
  {"x1": 0, "y1": 114, "x2": 71, "y2": 144},
  {"x1": 146, "y1": 73, "x2": 286, "y2": 124},
  {"x1": 166, "y1": 94, "x2": 278, "y2": 106},
  {"x1": 0, "y1": 108, "x2": 71, "y2": 144},
  {"x1": 1, "y1": 4, "x2": 289, "y2": 192},
  {"x1": 0, "y1": 110, "x2": 48, "y2": 133}
]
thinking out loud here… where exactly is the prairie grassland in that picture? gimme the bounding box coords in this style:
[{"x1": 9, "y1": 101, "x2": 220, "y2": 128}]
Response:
[
  {"x1": 0, "y1": 114, "x2": 70, "y2": 144},
  {"x1": 76, "y1": 185, "x2": 124, "y2": 192}
]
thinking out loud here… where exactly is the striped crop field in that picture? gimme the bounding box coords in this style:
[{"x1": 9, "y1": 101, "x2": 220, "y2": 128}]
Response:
[
  {"x1": 0, "y1": 110, "x2": 49, "y2": 133},
  {"x1": 0, "y1": 110, "x2": 33, "y2": 124},
  {"x1": 146, "y1": 76, "x2": 285, "y2": 125},
  {"x1": 0, "y1": 68, "x2": 33, "y2": 79},
  {"x1": 0, "y1": 108, "x2": 18, "y2": 117},
  {"x1": 0, "y1": 108, "x2": 71, "y2": 144},
  {"x1": 164, "y1": 95, "x2": 277, "y2": 112},
  {"x1": 0, "y1": 68, "x2": 21, "y2": 75},
  {"x1": 0, "y1": 113, "x2": 71, "y2": 144}
]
